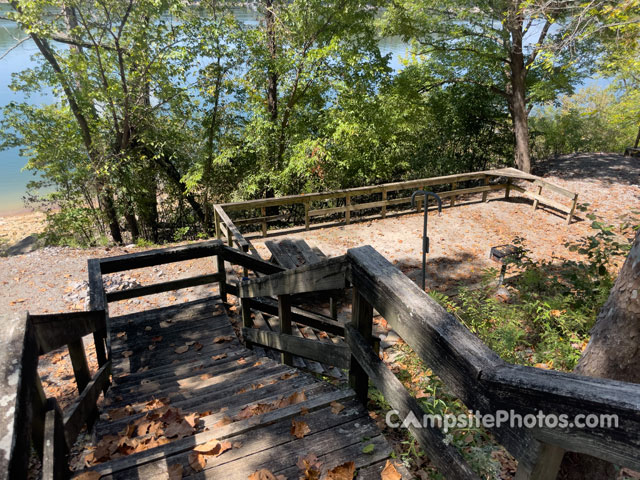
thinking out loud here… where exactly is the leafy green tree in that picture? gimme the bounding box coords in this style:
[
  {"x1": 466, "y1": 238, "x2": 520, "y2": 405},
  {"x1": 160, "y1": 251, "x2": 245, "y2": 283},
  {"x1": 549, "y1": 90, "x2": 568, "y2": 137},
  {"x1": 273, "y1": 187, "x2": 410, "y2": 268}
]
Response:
[{"x1": 385, "y1": 0, "x2": 603, "y2": 173}]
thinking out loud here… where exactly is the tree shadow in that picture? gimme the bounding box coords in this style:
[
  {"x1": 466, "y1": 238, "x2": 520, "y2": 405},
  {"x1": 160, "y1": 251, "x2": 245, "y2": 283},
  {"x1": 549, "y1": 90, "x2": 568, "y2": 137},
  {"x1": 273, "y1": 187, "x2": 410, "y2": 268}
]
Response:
[{"x1": 533, "y1": 153, "x2": 640, "y2": 186}]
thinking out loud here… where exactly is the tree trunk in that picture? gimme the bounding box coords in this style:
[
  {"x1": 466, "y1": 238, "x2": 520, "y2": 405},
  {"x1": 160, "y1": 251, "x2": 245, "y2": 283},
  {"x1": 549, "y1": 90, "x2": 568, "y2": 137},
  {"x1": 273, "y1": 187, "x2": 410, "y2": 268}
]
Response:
[
  {"x1": 265, "y1": 0, "x2": 278, "y2": 124},
  {"x1": 507, "y1": 6, "x2": 532, "y2": 174},
  {"x1": 634, "y1": 123, "x2": 640, "y2": 148},
  {"x1": 559, "y1": 231, "x2": 640, "y2": 478}
]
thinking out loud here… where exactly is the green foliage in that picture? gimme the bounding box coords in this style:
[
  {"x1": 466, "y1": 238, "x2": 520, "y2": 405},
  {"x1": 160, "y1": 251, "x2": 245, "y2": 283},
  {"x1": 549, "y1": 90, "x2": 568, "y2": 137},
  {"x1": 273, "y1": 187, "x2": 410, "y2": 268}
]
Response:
[{"x1": 438, "y1": 216, "x2": 637, "y2": 371}]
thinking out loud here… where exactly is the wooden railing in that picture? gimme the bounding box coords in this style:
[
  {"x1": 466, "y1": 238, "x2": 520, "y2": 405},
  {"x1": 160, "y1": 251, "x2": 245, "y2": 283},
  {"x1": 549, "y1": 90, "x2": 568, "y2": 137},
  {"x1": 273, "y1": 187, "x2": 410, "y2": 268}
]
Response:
[
  {"x1": 0, "y1": 309, "x2": 110, "y2": 480},
  {"x1": 238, "y1": 246, "x2": 640, "y2": 480},
  {"x1": 215, "y1": 168, "x2": 579, "y2": 240}
]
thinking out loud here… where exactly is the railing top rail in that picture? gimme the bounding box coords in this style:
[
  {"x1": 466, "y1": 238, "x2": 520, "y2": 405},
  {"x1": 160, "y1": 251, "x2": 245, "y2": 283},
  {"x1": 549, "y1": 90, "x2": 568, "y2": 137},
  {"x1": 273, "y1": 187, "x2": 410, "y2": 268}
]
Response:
[
  {"x1": 218, "y1": 167, "x2": 576, "y2": 211},
  {"x1": 98, "y1": 240, "x2": 223, "y2": 274}
]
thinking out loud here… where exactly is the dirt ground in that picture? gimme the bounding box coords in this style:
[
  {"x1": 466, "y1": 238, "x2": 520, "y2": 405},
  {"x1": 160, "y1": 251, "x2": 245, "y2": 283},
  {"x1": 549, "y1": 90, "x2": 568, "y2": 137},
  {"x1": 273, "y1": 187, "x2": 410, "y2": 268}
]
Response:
[{"x1": 1, "y1": 152, "x2": 638, "y2": 317}]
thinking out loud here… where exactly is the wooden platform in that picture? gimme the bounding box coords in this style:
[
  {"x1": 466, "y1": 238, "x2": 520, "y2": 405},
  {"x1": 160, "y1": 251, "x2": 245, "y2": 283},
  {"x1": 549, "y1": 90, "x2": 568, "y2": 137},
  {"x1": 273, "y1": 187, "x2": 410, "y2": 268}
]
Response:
[{"x1": 78, "y1": 297, "x2": 403, "y2": 479}]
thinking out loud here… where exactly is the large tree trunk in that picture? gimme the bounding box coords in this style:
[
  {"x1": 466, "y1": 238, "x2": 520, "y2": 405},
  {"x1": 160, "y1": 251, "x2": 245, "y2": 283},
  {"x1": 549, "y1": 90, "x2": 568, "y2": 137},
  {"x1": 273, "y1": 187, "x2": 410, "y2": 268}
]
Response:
[
  {"x1": 507, "y1": 4, "x2": 532, "y2": 174},
  {"x1": 559, "y1": 231, "x2": 640, "y2": 479},
  {"x1": 265, "y1": 0, "x2": 278, "y2": 125}
]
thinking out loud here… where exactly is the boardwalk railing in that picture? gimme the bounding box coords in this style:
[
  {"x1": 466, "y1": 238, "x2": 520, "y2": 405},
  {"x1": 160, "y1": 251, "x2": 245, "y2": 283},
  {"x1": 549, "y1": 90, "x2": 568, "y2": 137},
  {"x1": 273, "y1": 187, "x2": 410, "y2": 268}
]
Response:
[
  {"x1": 215, "y1": 168, "x2": 579, "y2": 240},
  {"x1": 0, "y1": 309, "x2": 110, "y2": 480},
  {"x1": 238, "y1": 246, "x2": 640, "y2": 480}
]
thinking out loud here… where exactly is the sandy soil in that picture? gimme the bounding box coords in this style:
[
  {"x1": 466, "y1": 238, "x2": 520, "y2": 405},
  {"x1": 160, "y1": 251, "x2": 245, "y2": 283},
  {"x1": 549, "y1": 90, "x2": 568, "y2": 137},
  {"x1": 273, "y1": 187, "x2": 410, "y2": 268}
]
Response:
[{"x1": 0, "y1": 210, "x2": 46, "y2": 246}]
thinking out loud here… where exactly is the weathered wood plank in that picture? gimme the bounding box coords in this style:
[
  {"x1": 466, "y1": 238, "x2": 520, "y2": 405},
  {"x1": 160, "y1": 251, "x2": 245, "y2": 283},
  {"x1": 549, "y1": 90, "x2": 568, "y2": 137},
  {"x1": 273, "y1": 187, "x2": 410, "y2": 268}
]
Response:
[
  {"x1": 346, "y1": 324, "x2": 480, "y2": 480},
  {"x1": 244, "y1": 296, "x2": 345, "y2": 336},
  {"x1": 482, "y1": 363, "x2": 640, "y2": 471},
  {"x1": 99, "y1": 240, "x2": 223, "y2": 274},
  {"x1": 63, "y1": 360, "x2": 112, "y2": 447},
  {"x1": 346, "y1": 246, "x2": 540, "y2": 469},
  {"x1": 349, "y1": 287, "x2": 373, "y2": 405},
  {"x1": 41, "y1": 398, "x2": 68, "y2": 480},
  {"x1": 105, "y1": 273, "x2": 223, "y2": 302},
  {"x1": 243, "y1": 328, "x2": 350, "y2": 369},
  {"x1": 31, "y1": 311, "x2": 106, "y2": 355},
  {"x1": 88, "y1": 259, "x2": 108, "y2": 367},
  {"x1": 213, "y1": 205, "x2": 249, "y2": 250},
  {"x1": 238, "y1": 256, "x2": 348, "y2": 298},
  {"x1": 0, "y1": 313, "x2": 39, "y2": 480},
  {"x1": 510, "y1": 185, "x2": 571, "y2": 214},
  {"x1": 218, "y1": 245, "x2": 284, "y2": 275},
  {"x1": 264, "y1": 240, "x2": 298, "y2": 269}
]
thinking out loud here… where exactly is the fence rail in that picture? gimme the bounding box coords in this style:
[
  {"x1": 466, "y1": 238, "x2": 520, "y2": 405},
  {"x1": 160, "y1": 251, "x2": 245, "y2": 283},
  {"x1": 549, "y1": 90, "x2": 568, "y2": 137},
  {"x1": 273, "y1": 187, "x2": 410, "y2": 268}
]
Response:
[
  {"x1": 238, "y1": 246, "x2": 640, "y2": 480},
  {"x1": 215, "y1": 167, "x2": 579, "y2": 239}
]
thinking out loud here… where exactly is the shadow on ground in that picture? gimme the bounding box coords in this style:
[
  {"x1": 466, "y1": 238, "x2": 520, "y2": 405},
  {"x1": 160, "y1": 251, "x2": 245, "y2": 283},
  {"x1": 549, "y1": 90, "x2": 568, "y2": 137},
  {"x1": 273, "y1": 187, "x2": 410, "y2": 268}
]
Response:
[{"x1": 534, "y1": 153, "x2": 640, "y2": 186}]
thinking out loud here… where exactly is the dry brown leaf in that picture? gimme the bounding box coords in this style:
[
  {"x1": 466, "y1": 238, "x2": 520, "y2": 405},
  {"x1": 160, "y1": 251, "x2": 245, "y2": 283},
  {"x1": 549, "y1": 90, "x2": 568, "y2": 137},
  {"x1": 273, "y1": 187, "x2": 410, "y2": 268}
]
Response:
[
  {"x1": 277, "y1": 390, "x2": 306, "y2": 408},
  {"x1": 122, "y1": 350, "x2": 133, "y2": 358},
  {"x1": 300, "y1": 407, "x2": 309, "y2": 416},
  {"x1": 193, "y1": 439, "x2": 232, "y2": 457},
  {"x1": 175, "y1": 345, "x2": 189, "y2": 354},
  {"x1": 213, "y1": 335, "x2": 234, "y2": 343},
  {"x1": 116, "y1": 332, "x2": 126, "y2": 338},
  {"x1": 201, "y1": 373, "x2": 213, "y2": 380},
  {"x1": 381, "y1": 460, "x2": 402, "y2": 480},
  {"x1": 184, "y1": 412, "x2": 199, "y2": 428},
  {"x1": 211, "y1": 353, "x2": 228, "y2": 361},
  {"x1": 326, "y1": 461, "x2": 356, "y2": 480},
  {"x1": 330, "y1": 401, "x2": 345, "y2": 414},
  {"x1": 152, "y1": 335, "x2": 163, "y2": 342},
  {"x1": 168, "y1": 463, "x2": 184, "y2": 480},
  {"x1": 164, "y1": 419, "x2": 195, "y2": 439},
  {"x1": 148, "y1": 345, "x2": 156, "y2": 351},
  {"x1": 290, "y1": 419, "x2": 311, "y2": 439},
  {"x1": 247, "y1": 469, "x2": 286, "y2": 480},
  {"x1": 236, "y1": 402, "x2": 276, "y2": 420},
  {"x1": 297, "y1": 453, "x2": 322, "y2": 480},
  {"x1": 237, "y1": 358, "x2": 248, "y2": 364},
  {"x1": 109, "y1": 405, "x2": 135, "y2": 420},
  {"x1": 194, "y1": 342, "x2": 203, "y2": 351},
  {"x1": 188, "y1": 453, "x2": 207, "y2": 473}
]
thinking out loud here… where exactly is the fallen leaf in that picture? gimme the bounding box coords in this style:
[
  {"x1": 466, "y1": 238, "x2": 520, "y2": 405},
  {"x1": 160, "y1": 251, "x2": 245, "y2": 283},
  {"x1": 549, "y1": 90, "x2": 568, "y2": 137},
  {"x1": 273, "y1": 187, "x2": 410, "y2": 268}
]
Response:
[
  {"x1": 326, "y1": 461, "x2": 356, "y2": 480},
  {"x1": 193, "y1": 439, "x2": 232, "y2": 457},
  {"x1": 145, "y1": 326, "x2": 152, "y2": 331},
  {"x1": 74, "y1": 471, "x2": 102, "y2": 480},
  {"x1": 213, "y1": 416, "x2": 234, "y2": 427},
  {"x1": 213, "y1": 335, "x2": 233, "y2": 343},
  {"x1": 186, "y1": 341, "x2": 196, "y2": 346},
  {"x1": 330, "y1": 401, "x2": 345, "y2": 414},
  {"x1": 152, "y1": 336, "x2": 163, "y2": 342},
  {"x1": 175, "y1": 345, "x2": 189, "y2": 354},
  {"x1": 297, "y1": 453, "x2": 322, "y2": 480},
  {"x1": 188, "y1": 453, "x2": 206, "y2": 472},
  {"x1": 291, "y1": 419, "x2": 311, "y2": 439},
  {"x1": 122, "y1": 350, "x2": 133, "y2": 358},
  {"x1": 168, "y1": 463, "x2": 183, "y2": 480},
  {"x1": 194, "y1": 342, "x2": 203, "y2": 351},
  {"x1": 248, "y1": 469, "x2": 286, "y2": 480},
  {"x1": 381, "y1": 460, "x2": 402, "y2": 480},
  {"x1": 184, "y1": 412, "x2": 199, "y2": 428},
  {"x1": 211, "y1": 353, "x2": 228, "y2": 361},
  {"x1": 362, "y1": 443, "x2": 375, "y2": 454}
]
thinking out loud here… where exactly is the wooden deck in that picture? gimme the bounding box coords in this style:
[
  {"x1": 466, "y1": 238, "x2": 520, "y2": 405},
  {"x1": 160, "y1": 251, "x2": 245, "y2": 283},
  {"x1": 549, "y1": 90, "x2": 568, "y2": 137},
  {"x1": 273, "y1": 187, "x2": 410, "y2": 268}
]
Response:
[{"x1": 80, "y1": 297, "x2": 402, "y2": 479}]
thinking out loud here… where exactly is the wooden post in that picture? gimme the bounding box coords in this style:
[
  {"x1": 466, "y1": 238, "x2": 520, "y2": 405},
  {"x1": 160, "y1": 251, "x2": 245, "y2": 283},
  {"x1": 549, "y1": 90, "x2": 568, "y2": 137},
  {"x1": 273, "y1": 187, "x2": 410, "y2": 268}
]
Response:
[
  {"x1": 242, "y1": 245, "x2": 249, "y2": 278},
  {"x1": 345, "y1": 194, "x2": 351, "y2": 225},
  {"x1": 214, "y1": 209, "x2": 221, "y2": 240},
  {"x1": 533, "y1": 184, "x2": 542, "y2": 210},
  {"x1": 514, "y1": 443, "x2": 564, "y2": 480},
  {"x1": 31, "y1": 376, "x2": 47, "y2": 459},
  {"x1": 261, "y1": 207, "x2": 267, "y2": 237},
  {"x1": 505, "y1": 179, "x2": 512, "y2": 199},
  {"x1": 278, "y1": 295, "x2": 293, "y2": 366},
  {"x1": 329, "y1": 296, "x2": 338, "y2": 320},
  {"x1": 217, "y1": 255, "x2": 227, "y2": 304},
  {"x1": 482, "y1": 175, "x2": 489, "y2": 203},
  {"x1": 451, "y1": 182, "x2": 458, "y2": 207},
  {"x1": 226, "y1": 224, "x2": 233, "y2": 247},
  {"x1": 241, "y1": 298, "x2": 252, "y2": 329},
  {"x1": 381, "y1": 190, "x2": 387, "y2": 218},
  {"x1": 304, "y1": 201, "x2": 310, "y2": 230},
  {"x1": 41, "y1": 398, "x2": 69, "y2": 480},
  {"x1": 566, "y1": 194, "x2": 578, "y2": 225},
  {"x1": 67, "y1": 339, "x2": 91, "y2": 393},
  {"x1": 349, "y1": 287, "x2": 373, "y2": 404}
]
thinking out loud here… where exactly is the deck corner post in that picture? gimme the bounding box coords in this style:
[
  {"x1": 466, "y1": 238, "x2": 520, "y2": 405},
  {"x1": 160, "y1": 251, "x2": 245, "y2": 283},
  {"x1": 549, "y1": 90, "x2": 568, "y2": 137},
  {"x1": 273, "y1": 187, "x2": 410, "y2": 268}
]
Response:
[
  {"x1": 217, "y1": 255, "x2": 227, "y2": 304},
  {"x1": 278, "y1": 294, "x2": 293, "y2": 366},
  {"x1": 451, "y1": 182, "x2": 458, "y2": 207},
  {"x1": 381, "y1": 190, "x2": 387, "y2": 218},
  {"x1": 214, "y1": 208, "x2": 221, "y2": 240},
  {"x1": 514, "y1": 443, "x2": 564, "y2": 480},
  {"x1": 566, "y1": 194, "x2": 578, "y2": 225},
  {"x1": 241, "y1": 298, "x2": 253, "y2": 329},
  {"x1": 345, "y1": 194, "x2": 351, "y2": 225},
  {"x1": 533, "y1": 184, "x2": 542, "y2": 210},
  {"x1": 505, "y1": 178, "x2": 512, "y2": 199},
  {"x1": 349, "y1": 287, "x2": 373, "y2": 405},
  {"x1": 261, "y1": 207, "x2": 267, "y2": 237},
  {"x1": 482, "y1": 175, "x2": 489, "y2": 203},
  {"x1": 304, "y1": 201, "x2": 310, "y2": 230}
]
